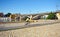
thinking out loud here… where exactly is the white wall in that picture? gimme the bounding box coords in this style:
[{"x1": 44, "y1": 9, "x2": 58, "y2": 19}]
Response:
[
  {"x1": 56, "y1": 13, "x2": 60, "y2": 20},
  {"x1": 41, "y1": 15, "x2": 48, "y2": 19},
  {"x1": 0, "y1": 17, "x2": 11, "y2": 22}
]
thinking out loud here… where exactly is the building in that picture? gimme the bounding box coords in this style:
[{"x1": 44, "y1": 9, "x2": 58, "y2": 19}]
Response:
[
  {"x1": 10, "y1": 14, "x2": 21, "y2": 22},
  {"x1": 41, "y1": 15, "x2": 48, "y2": 19},
  {"x1": 0, "y1": 13, "x2": 4, "y2": 17},
  {"x1": 56, "y1": 12, "x2": 60, "y2": 20}
]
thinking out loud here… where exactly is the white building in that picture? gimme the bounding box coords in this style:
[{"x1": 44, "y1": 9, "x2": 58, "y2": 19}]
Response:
[
  {"x1": 41, "y1": 15, "x2": 48, "y2": 19},
  {"x1": 56, "y1": 12, "x2": 60, "y2": 20}
]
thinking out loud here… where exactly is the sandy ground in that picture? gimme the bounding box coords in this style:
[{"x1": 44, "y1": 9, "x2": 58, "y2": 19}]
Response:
[{"x1": 0, "y1": 22, "x2": 60, "y2": 37}]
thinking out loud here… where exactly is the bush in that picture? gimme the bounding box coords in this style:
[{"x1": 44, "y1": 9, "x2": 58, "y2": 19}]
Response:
[
  {"x1": 23, "y1": 16, "x2": 29, "y2": 20},
  {"x1": 47, "y1": 12, "x2": 58, "y2": 20}
]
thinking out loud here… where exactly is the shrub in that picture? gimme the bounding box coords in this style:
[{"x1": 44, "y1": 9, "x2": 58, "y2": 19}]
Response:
[{"x1": 47, "y1": 12, "x2": 58, "y2": 20}]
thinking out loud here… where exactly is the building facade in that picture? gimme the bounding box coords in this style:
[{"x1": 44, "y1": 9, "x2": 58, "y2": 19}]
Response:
[
  {"x1": 56, "y1": 12, "x2": 60, "y2": 20},
  {"x1": 0, "y1": 13, "x2": 4, "y2": 17},
  {"x1": 10, "y1": 14, "x2": 21, "y2": 22}
]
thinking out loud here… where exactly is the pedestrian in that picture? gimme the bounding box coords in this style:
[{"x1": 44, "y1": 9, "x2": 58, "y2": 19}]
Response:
[{"x1": 25, "y1": 18, "x2": 30, "y2": 25}]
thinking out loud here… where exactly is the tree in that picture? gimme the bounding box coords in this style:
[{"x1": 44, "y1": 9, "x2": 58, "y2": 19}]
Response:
[
  {"x1": 24, "y1": 16, "x2": 29, "y2": 20},
  {"x1": 47, "y1": 12, "x2": 58, "y2": 20},
  {"x1": 4, "y1": 13, "x2": 11, "y2": 17}
]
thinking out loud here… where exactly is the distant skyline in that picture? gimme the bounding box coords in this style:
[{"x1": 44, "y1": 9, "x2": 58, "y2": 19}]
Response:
[{"x1": 0, "y1": 0, "x2": 60, "y2": 14}]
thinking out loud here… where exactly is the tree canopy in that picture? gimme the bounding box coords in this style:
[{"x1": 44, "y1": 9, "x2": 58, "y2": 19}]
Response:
[
  {"x1": 47, "y1": 12, "x2": 58, "y2": 20},
  {"x1": 4, "y1": 13, "x2": 11, "y2": 17}
]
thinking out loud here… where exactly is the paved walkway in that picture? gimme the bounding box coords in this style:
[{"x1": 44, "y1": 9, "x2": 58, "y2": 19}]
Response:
[
  {"x1": 0, "y1": 20, "x2": 60, "y2": 31},
  {"x1": 0, "y1": 22, "x2": 60, "y2": 37}
]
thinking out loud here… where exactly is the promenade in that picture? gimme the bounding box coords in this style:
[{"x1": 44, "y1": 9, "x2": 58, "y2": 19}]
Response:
[
  {"x1": 0, "y1": 20, "x2": 60, "y2": 37},
  {"x1": 0, "y1": 20, "x2": 60, "y2": 31}
]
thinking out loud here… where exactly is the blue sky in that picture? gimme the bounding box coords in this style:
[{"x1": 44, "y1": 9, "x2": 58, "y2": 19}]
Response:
[{"x1": 0, "y1": 0, "x2": 60, "y2": 14}]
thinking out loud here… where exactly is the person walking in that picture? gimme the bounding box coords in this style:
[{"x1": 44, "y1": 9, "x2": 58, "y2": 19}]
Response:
[{"x1": 25, "y1": 18, "x2": 30, "y2": 25}]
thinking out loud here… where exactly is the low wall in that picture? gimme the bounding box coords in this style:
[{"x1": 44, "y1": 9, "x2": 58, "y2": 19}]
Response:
[{"x1": 0, "y1": 17, "x2": 11, "y2": 22}]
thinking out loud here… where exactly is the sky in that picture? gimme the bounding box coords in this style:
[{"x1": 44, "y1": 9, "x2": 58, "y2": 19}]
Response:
[{"x1": 0, "y1": 0, "x2": 60, "y2": 14}]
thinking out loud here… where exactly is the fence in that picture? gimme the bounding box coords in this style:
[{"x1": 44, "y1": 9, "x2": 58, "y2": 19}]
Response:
[{"x1": 0, "y1": 17, "x2": 11, "y2": 22}]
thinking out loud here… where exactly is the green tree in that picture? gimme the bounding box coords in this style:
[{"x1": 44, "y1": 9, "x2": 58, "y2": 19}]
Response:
[
  {"x1": 4, "y1": 13, "x2": 11, "y2": 17},
  {"x1": 47, "y1": 12, "x2": 58, "y2": 20},
  {"x1": 22, "y1": 16, "x2": 28, "y2": 20},
  {"x1": 23, "y1": 16, "x2": 29, "y2": 20}
]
